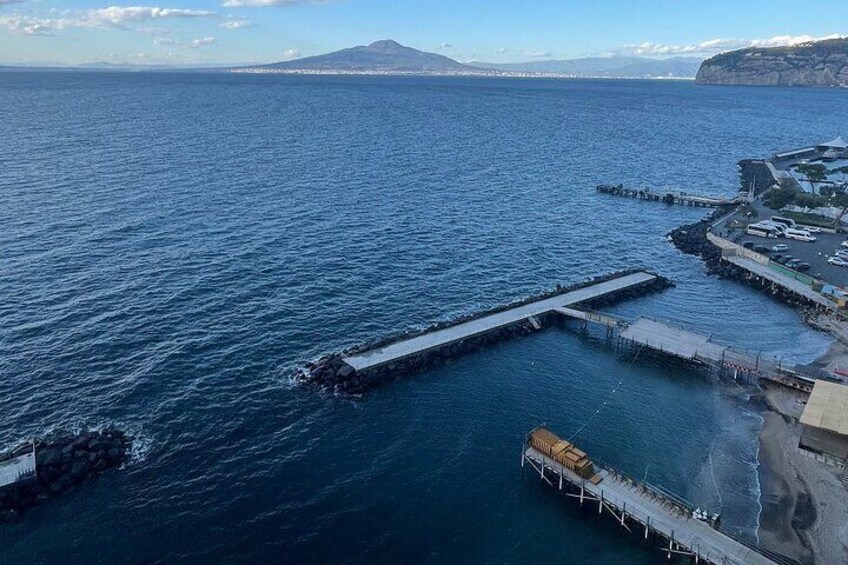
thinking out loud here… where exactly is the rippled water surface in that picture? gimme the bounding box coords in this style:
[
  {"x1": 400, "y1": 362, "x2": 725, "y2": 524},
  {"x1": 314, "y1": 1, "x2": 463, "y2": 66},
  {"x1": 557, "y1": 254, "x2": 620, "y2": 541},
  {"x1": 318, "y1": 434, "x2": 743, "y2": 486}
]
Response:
[{"x1": 1, "y1": 73, "x2": 845, "y2": 563}]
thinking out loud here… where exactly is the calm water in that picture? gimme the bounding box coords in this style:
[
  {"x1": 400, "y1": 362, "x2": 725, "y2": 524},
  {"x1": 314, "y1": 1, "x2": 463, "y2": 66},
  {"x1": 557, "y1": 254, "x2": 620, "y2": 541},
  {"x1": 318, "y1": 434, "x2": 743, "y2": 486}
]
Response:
[{"x1": 0, "y1": 73, "x2": 843, "y2": 563}]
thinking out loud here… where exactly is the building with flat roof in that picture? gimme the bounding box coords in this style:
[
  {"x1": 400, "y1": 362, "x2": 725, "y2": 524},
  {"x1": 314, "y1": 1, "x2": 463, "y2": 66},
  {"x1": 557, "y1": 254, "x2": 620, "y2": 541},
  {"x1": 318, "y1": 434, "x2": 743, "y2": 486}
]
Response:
[{"x1": 799, "y1": 380, "x2": 848, "y2": 467}]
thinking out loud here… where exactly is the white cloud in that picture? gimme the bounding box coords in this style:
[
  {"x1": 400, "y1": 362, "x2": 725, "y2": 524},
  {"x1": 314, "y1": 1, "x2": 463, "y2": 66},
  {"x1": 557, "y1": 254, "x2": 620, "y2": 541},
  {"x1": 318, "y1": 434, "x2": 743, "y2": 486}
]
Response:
[
  {"x1": 89, "y1": 7, "x2": 216, "y2": 25},
  {"x1": 280, "y1": 48, "x2": 300, "y2": 59},
  {"x1": 222, "y1": 0, "x2": 336, "y2": 6},
  {"x1": 496, "y1": 47, "x2": 508, "y2": 54},
  {"x1": 0, "y1": 0, "x2": 26, "y2": 5},
  {"x1": 0, "y1": 6, "x2": 217, "y2": 36},
  {"x1": 613, "y1": 33, "x2": 846, "y2": 57},
  {"x1": 155, "y1": 36, "x2": 216, "y2": 48},
  {"x1": 437, "y1": 42, "x2": 451, "y2": 49},
  {"x1": 220, "y1": 17, "x2": 251, "y2": 29}
]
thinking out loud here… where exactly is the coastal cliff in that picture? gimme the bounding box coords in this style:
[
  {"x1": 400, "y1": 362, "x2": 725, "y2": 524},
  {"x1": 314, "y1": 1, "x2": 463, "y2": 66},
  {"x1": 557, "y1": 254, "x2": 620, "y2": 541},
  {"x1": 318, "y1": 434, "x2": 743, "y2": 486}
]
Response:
[{"x1": 696, "y1": 38, "x2": 848, "y2": 87}]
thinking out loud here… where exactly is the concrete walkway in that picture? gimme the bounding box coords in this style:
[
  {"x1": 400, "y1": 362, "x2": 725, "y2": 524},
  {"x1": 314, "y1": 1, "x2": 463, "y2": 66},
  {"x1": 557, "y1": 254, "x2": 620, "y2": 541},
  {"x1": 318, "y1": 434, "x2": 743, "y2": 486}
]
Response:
[{"x1": 344, "y1": 271, "x2": 657, "y2": 372}]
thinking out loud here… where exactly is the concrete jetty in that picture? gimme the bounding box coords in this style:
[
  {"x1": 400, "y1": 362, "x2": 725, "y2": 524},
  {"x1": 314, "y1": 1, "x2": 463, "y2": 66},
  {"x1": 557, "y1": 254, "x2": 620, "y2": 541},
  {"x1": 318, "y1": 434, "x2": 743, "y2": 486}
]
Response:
[
  {"x1": 597, "y1": 184, "x2": 741, "y2": 208},
  {"x1": 298, "y1": 269, "x2": 673, "y2": 393},
  {"x1": 522, "y1": 438, "x2": 787, "y2": 565},
  {"x1": 344, "y1": 271, "x2": 656, "y2": 373}
]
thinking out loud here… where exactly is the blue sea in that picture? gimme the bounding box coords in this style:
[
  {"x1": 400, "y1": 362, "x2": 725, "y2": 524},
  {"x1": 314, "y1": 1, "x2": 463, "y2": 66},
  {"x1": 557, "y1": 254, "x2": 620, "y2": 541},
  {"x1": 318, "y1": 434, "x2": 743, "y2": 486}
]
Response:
[{"x1": 0, "y1": 72, "x2": 844, "y2": 563}]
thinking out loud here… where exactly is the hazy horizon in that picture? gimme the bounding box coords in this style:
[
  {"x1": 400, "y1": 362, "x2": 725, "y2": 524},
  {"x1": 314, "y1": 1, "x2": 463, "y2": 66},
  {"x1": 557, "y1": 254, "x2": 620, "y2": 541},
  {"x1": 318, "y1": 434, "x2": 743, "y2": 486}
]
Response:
[{"x1": 0, "y1": 0, "x2": 845, "y2": 67}]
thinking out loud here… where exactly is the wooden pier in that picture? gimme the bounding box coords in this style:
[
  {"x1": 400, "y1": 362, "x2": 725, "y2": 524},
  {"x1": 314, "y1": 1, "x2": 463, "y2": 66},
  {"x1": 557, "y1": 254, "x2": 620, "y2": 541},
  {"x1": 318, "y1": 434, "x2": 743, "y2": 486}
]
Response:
[
  {"x1": 343, "y1": 271, "x2": 659, "y2": 373},
  {"x1": 522, "y1": 438, "x2": 788, "y2": 565},
  {"x1": 597, "y1": 184, "x2": 740, "y2": 208}
]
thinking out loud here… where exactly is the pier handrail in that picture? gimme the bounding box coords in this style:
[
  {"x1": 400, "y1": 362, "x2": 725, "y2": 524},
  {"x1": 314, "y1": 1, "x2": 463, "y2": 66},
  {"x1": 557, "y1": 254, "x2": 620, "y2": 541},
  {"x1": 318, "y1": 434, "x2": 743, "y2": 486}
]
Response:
[{"x1": 527, "y1": 444, "x2": 793, "y2": 565}]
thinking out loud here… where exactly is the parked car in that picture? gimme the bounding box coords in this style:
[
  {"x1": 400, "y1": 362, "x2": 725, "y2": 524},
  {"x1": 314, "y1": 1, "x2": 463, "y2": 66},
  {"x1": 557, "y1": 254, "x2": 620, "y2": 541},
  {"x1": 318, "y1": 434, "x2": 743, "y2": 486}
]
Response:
[
  {"x1": 753, "y1": 244, "x2": 770, "y2": 254},
  {"x1": 786, "y1": 259, "x2": 802, "y2": 268},
  {"x1": 796, "y1": 262, "x2": 811, "y2": 272},
  {"x1": 771, "y1": 244, "x2": 788, "y2": 252},
  {"x1": 835, "y1": 249, "x2": 848, "y2": 259},
  {"x1": 800, "y1": 225, "x2": 822, "y2": 233},
  {"x1": 742, "y1": 241, "x2": 755, "y2": 249},
  {"x1": 777, "y1": 256, "x2": 793, "y2": 265},
  {"x1": 828, "y1": 256, "x2": 848, "y2": 267},
  {"x1": 770, "y1": 253, "x2": 783, "y2": 261}
]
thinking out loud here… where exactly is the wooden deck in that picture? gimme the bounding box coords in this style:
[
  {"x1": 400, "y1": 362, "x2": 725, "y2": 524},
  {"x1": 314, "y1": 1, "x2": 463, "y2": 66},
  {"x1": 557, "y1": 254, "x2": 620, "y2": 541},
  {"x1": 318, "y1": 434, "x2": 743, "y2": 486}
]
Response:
[
  {"x1": 523, "y1": 447, "x2": 782, "y2": 565},
  {"x1": 343, "y1": 271, "x2": 657, "y2": 372}
]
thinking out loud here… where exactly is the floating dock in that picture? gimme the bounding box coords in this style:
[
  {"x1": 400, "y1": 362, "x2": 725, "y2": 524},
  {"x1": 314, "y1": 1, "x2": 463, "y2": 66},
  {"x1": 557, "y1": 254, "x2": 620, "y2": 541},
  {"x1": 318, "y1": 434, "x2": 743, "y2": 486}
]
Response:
[
  {"x1": 522, "y1": 428, "x2": 788, "y2": 565},
  {"x1": 597, "y1": 184, "x2": 740, "y2": 208}
]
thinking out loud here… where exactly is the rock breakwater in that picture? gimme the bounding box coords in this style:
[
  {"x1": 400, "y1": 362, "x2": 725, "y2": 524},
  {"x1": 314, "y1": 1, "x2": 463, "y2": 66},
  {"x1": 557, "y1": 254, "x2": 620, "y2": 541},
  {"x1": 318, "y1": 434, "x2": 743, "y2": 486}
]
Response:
[
  {"x1": 296, "y1": 269, "x2": 674, "y2": 394},
  {"x1": 0, "y1": 427, "x2": 132, "y2": 522}
]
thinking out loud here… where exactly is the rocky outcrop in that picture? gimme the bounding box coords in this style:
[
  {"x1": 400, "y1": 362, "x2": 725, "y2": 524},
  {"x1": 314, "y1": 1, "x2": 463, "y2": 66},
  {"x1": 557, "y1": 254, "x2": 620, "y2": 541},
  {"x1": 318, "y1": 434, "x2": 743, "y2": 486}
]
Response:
[
  {"x1": 296, "y1": 269, "x2": 674, "y2": 395},
  {"x1": 668, "y1": 212, "x2": 823, "y2": 310},
  {"x1": 0, "y1": 427, "x2": 132, "y2": 522},
  {"x1": 696, "y1": 38, "x2": 848, "y2": 87}
]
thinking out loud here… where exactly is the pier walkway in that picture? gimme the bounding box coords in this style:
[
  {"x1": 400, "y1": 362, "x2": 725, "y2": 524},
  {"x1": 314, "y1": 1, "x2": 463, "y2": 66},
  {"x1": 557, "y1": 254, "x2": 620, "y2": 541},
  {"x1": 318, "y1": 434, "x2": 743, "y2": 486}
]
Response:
[
  {"x1": 724, "y1": 255, "x2": 836, "y2": 310},
  {"x1": 596, "y1": 184, "x2": 740, "y2": 208},
  {"x1": 523, "y1": 446, "x2": 783, "y2": 565},
  {"x1": 619, "y1": 319, "x2": 813, "y2": 393},
  {"x1": 343, "y1": 271, "x2": 657, "y2": 372}
]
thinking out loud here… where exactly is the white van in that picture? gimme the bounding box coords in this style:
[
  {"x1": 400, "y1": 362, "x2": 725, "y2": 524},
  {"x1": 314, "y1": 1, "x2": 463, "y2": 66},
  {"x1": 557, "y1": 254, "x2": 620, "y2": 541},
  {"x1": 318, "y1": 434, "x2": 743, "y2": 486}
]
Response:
[
  {"x1": 759, "y1": 221, "x2": 788, "y2": 236},
  {"x1": 746, "y1": 224, "x2": 779, "y2": 238},
  {"x1": 770, "y1": 216, "x2": 797, "y2": 229},
  {"x1": 785, "y1": 228, "x2": 816, "y2": 242}
]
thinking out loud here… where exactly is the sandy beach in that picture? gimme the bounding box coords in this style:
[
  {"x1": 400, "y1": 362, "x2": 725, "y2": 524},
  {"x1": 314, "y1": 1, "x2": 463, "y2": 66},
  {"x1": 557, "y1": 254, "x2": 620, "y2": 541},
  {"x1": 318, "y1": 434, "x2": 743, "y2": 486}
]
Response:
[{"x1": 757, "y1": 375, "x2": 848, "y2": 565}]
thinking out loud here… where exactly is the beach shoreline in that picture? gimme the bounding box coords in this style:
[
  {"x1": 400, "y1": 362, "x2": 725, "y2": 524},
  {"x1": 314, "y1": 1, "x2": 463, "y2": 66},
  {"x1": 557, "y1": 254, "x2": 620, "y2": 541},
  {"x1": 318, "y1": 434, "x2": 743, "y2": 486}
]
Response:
[{"x1": 755, "y1": 342, "x2": 848, "y2": 565}]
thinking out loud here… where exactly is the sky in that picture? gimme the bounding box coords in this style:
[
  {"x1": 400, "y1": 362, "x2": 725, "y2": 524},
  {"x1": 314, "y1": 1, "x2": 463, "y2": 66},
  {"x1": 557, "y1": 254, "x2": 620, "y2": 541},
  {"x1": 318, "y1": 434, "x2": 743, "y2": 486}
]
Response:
[{"x1": 0, "y1": 0, "x2": 846, "y2": 66}]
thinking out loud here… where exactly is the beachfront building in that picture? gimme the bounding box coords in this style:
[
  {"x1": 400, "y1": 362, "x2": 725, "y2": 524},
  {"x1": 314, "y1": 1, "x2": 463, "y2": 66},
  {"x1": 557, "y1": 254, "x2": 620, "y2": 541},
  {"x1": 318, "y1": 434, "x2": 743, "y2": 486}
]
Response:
[{"x1": 799, "y1": 381, "x2": 848, "y2": 467}]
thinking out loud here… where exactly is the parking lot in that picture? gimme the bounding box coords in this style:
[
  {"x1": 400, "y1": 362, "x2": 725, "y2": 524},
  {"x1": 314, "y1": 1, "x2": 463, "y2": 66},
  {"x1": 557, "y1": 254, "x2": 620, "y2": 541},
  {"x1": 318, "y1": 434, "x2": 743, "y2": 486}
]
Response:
[{"x1": 726, "y1": 226, "x2": 848, "y2": 287}]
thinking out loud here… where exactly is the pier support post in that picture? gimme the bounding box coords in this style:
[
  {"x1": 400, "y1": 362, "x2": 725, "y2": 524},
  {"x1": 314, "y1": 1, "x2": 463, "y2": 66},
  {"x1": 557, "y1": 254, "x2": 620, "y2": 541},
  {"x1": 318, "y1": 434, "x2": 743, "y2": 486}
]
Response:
[
  {"x1": 621, "y1": 503, "x2": 626, "y2": 526},
  {"x1": 559, "y1": 473, "x2": 563, "y2": 491},
  {"x1": 580, "y1": 483, "x2": 584, "y2": 506},
  {"x1": 645, "y1": 516, "x2": 650, "y2": 539},
  {"x1": 599, "y1": 491, "x2": 604, "y2": 514}
]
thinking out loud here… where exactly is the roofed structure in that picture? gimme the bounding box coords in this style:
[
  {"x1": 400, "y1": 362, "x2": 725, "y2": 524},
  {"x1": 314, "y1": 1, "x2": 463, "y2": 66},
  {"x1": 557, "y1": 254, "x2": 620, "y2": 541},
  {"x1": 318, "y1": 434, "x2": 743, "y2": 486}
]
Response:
[
  {"x1": 818, "y1": 136, "x2": 848, "y2": 150},
  {"x1": 800, "y1": 381, "x2": 848, "y2": 434},
  {"x1": 799, "y1": 381, "x2": 848, "y2": 464}
]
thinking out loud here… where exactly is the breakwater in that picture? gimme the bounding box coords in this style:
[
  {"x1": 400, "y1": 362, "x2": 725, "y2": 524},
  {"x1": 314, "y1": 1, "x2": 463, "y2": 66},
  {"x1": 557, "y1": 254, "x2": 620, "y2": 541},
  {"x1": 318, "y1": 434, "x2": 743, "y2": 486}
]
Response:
[
  {"x1": 295, "y1": 269, "x2": 673, "y2": 394},
  {"x1": 0, "y1": 427, "x2": 131, "y2": 522}
]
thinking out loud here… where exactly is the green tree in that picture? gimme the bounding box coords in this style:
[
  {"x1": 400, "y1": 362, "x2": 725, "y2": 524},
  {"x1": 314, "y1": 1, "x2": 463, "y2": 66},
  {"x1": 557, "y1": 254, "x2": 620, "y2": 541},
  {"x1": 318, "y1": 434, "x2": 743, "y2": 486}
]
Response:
[
  {"x1": 830, "y1": 193, "x2": 848, "y2": 226},
  {"x1": 796, "y1": 164, "x2": 828, "y2": 182},
  {"x1": 763, "y1": 187, "x2": 799, "y2": 210},
  {"x1": 794, "y1": 192, "x2": 826, "y2": 210}
]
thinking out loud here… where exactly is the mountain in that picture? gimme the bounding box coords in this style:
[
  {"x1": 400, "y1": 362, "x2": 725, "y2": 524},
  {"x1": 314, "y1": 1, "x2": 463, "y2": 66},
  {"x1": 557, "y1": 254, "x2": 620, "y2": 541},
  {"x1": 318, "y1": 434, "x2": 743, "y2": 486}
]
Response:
[
  {"x1": 696, "y1": 38, "x2": 848, "y2": 87},
  {"x1": 470, "y1": 56, "x2": 702, "y2": 78},
  {"x1": 257, "y1": 40, "x2": 471, "y2": 73}
]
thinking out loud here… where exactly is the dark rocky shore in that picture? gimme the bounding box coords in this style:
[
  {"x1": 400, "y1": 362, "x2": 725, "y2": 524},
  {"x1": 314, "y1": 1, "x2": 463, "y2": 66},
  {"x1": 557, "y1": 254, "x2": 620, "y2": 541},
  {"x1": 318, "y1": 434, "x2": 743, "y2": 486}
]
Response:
[
  {"x1": 668, "y1": 209, "x2": 822, "y2": 311},
  {"x1": 0, "y1": 427, "x2": 132, "y2": 522},
  {"x1": 297, "y1": 269, "x2": 674, "y2": 395}
]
